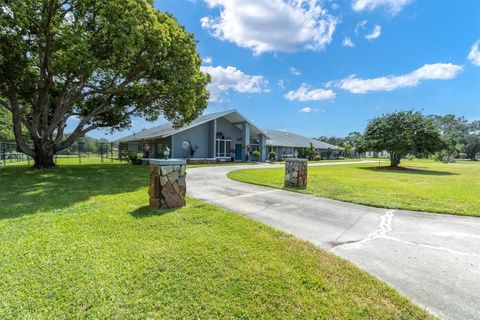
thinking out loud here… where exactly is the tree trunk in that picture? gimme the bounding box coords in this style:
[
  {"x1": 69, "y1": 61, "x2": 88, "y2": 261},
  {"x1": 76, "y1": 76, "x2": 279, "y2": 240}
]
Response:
[
  {"x1": 33, "y1": 141, "x2": 56, "y2": 169},
  {"x1": 390, "y1": 153, "x2": 401, "y2": 167}
]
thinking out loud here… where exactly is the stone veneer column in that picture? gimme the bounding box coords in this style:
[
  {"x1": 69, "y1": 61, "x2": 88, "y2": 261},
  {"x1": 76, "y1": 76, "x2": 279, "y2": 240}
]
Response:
[
  {"x1": 149, "y1": 159, "x2": 187, "y2": 209},
  {"x1": 284, "y1": 158, "x2": 308, "y2": 188}
]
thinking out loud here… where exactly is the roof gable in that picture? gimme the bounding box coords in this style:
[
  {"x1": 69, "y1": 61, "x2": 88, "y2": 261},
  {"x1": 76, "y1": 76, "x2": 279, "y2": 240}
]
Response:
[{"x1": 116, "y1": 109, "x2": 262, "y2": 143}]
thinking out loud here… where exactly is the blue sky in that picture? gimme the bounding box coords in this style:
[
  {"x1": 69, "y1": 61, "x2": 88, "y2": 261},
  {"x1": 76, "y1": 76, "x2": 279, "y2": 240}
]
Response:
[{"x1": 89, "y1": 0, "x2": 480, "y2": 141}]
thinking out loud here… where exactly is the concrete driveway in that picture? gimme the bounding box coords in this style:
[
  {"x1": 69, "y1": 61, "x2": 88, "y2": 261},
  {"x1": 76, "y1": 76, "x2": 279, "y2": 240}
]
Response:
[{"x1": 187, "y1": 161, "x2": 480, "y2": 320}]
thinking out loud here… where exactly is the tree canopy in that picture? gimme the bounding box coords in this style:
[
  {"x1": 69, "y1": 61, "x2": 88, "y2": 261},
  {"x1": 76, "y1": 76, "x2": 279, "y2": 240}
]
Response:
[
  {"x1": 0, "y1": 0, "x2": 209, "y2": 168},
  {"x1": 431, "y1": 115, "x2": 480, "y2": 161},
  {"x1": 363, "y1": 111, "x2": 444, "y2": 166}
]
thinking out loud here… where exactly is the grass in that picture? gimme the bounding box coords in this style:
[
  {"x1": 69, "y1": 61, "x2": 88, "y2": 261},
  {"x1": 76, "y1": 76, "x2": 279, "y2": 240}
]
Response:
[
  {"x1": 268, "y1": 158, "x2": 372, "y2": 165},
  {"x1": 1, "y1": 157, "x2": 256, "y2": 168},
  {"x1": 1, "y1": 156, "x2": 123, "y2": 167},
  {"x1": 0, "y1": 162, "x2": 432, "y2": 319},
  {"x1": 228, "y1": 159, "x2": 480, "y2": 217}
]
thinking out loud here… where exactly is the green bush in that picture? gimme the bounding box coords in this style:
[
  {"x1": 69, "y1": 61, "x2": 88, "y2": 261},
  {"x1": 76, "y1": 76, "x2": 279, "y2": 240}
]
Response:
[
  {"x1": 252, "y1": 150, "x2": 261, "y2": 161},
  {"x1": 269, "y1": 151, "x2": 276, "y2": 161},
  {"x1": 125, "y1": 152, "x2": 138, "y2": 164}
]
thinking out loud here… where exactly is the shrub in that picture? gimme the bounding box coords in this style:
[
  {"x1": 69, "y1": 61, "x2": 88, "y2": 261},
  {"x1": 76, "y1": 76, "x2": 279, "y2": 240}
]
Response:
[
  {"x1": 269, "y1": 151, "x2": 276, "y2": 161},
  {"x1": 125, "y1": 152, "x2": 138, "y2": 164},
  {"x1": 252, "y1": 150, "x2": 261, "y2": 161}
]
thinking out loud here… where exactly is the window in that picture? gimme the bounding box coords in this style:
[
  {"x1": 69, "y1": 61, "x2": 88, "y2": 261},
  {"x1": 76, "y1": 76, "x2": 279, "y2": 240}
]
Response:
[{"x1": 215, "y1": 132, "x2": 231, "y2": 158}]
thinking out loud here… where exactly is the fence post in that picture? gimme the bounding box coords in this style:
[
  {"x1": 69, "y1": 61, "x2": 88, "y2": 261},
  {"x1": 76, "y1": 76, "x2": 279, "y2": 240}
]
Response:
[{"x1": 111, "y1": 143, "x2": 114, "y2": 162}]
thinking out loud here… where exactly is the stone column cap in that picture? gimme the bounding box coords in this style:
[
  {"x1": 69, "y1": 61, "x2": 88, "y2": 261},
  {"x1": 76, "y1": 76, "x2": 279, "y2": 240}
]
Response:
[
  {"x1": 285, "y1": 158, "x2": 308, "y2": 162},
  {"x1": 148, "y1": 159, "x2": 187, "y2": 166}
]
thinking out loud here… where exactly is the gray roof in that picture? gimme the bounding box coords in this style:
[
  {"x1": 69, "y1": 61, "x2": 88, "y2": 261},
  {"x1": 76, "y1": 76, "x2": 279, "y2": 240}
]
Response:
[
  {"x1": 264, "y1": 129, "x2": 342, "y2": 150},
  {"x1": 116, "y1": 109, "x2": 263, "y2": 143}
]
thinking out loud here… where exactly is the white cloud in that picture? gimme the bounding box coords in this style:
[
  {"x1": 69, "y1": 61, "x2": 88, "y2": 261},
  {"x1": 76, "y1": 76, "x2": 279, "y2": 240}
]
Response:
[
  {"x1": 300, "y1": 107, "x2": 312, "y2": 112},
  {"x1": 300, "y1": 107, "x2": 322, "y2": 113},
  {"x1": 337, "y1": 63, "x2": 464, "y2": 94},
  {"x1": 277, "y1": 79, "x2": 286, "y2": 89},
  {"x1": 352, "y1": 0, "x2": 412, "y2": 15},
  {"x1": 468, "y1": 40, "x2": 480, "y2": 66},
  {"x1": 289, "y1": 67, "x2": 302, "y2": 76},
  {"x1": 342, "y1": 36, "x2": 355, "y2": 47},
  {"x1": 202, "y1": 56, "x2": 213, "y2": 64},
  {"x1": 285, "y1": 83, "x2": 336, "y2": 101},
  {"x1": 354, "y1": 20, "x2": 368, "y2": 35},
  {"x1": 201, "y1": 65, "x2": 268, "y2": 101},
  {"x1": 201, "y1": 0, "x2": 337, "y2": 55},
  {"x1": 365, "y1": 25, "x2": 381, "y2": 40}
]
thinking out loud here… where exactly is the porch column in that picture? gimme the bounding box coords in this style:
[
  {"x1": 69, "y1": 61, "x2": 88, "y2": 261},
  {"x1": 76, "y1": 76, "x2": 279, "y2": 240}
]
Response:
[
  {"x1": 242, "y1": 122, "x2": 250, "y2": 161},
  {"x1": 208, "y1": 119, "x2": 217, "y2": 158},
  {"x1": 259, "y1": 134, "x2": 267, "y2": 161}
]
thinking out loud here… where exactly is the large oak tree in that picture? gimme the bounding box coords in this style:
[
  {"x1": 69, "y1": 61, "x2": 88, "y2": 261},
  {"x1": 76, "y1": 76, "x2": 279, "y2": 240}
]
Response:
[
  {"x1": 0, "y1": 0, "x2": 209, "y2": 168},
  {"x1": 364, "y1": 111, "x2": 444, "y2": 167}
]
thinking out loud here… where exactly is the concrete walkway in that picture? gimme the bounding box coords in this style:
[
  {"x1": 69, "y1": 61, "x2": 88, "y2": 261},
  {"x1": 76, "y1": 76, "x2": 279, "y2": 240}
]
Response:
[{"x1": 187, "y1": 161, "x2": 480, "y2": 320}]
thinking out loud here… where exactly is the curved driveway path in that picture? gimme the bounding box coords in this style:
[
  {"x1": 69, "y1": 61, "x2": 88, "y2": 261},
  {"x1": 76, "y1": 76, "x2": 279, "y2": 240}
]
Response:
[{"x1": 187, "y1": 162, "x2": 480, "y2": 320}]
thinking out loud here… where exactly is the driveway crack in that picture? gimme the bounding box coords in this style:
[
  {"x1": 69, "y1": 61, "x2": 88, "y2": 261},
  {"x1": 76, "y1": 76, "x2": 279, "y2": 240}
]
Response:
[{"x1": 329, "y1": 210, "x2": 395, "y2": 250}]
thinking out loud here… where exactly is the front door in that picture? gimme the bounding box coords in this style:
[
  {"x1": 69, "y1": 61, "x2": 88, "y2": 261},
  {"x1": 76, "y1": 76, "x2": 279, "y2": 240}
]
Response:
[{"x1": 235, "y1": 144, "x2": 242, "y2": 161}]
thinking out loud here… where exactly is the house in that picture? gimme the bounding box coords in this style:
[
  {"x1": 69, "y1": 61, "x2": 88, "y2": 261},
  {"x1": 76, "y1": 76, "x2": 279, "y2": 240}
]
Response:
[
  {"x1": 116, "y1": 109, "x2": 342, "y2": 162},
  {"x1": 364, "y1": 151, "x2": 390, "y2": 158},
  {"x1": 265, "y1": 129, "x2": 342, "y2": 160}
]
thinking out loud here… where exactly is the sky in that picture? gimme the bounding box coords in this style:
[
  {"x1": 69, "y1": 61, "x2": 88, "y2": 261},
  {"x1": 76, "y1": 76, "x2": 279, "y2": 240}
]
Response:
[{"x1": 88, "y1": 0, "x2": 480, "y2": 141}]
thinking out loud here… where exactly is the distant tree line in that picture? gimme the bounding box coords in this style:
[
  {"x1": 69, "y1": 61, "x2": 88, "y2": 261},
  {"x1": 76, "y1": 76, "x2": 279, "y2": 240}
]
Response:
[
  {"x1": 58, "y1": 134, "x2": 110, "y2": 155},
  {"x1": 0, "y1": 108, "x2": 13, "y2": 141},
  {"x1": 317, "y1": 111, "x2": 480, "y2": 167},
  {"x1": 430, "y1": 115, "x2": 480, "y2": 161},
  {"x1": 317, "y1": 131, "x2": 366, "y2": 158},
  {"x1": 1, "y1": 110, "x2": 110, "y2": 155}
]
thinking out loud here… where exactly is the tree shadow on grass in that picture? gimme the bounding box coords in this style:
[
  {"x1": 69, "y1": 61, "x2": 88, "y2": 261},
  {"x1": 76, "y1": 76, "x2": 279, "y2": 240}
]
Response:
[
  {"x1": 129, "y1": 205, "x2": 179, "y2": 219},
  {"x1": 358, "y1": 166, "x2": 459, "y2": 176},
  {"x1": 0, "y1": 164, "x2": 149, "y2": 220}
]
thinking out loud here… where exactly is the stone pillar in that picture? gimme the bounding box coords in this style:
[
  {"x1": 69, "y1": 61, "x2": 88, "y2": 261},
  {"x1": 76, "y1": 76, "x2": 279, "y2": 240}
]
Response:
[
  {"x1": 149, "y1": 159, "x2": 187, "y2": 209},
  {"x1": 284, "y1": 158, "x2": 307, "y2": 188}
]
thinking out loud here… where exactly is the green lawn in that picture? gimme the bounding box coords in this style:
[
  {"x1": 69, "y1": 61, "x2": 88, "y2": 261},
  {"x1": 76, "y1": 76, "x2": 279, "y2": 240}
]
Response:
[
  {"x1": 228, "y1": 159, "x2": 480, "y2": 217},
  {"x1": 268, "y1": 158, "x2": 373, "y2": 165},
  {"x1": 0, "y1": 162, "x2": 431, "y2": 319},
  {"x1": 1, "y1": 157, "x2": 255, "y2": 168}
]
